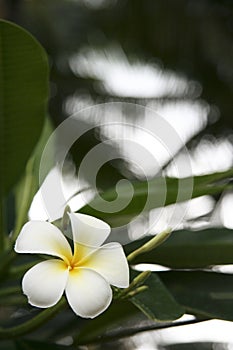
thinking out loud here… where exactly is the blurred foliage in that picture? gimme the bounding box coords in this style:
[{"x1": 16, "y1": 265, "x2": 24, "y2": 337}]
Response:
[
  {"x1": 13, "y1": 0, "x2": 233, "y2": 128},
  {"x1": 2, "y1": 0, "x2": 233, "y2": 190}
]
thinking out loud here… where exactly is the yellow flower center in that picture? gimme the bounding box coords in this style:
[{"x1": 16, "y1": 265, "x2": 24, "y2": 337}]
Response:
[{"x1": 63, "y1": 242, "x2": 94, "y2": 272}]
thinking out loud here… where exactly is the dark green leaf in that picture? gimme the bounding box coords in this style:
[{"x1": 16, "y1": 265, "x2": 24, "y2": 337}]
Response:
[
  {"x1": 159, "y1": 271, "x2": 233, "y2": 321},
  {"x1": 76, "y1": 300, "x2": 139, "y2": 345},
  {"x1": 0, "y1": 20, "x2": 49, "y2": 195},
  {"x1": 76, "y1": 273, "x2": 183, "y2": 345},
  {"x1": 80, "y1": 169, "x2": 233, "y2": 226},
  {"x1": 14, "y1": 119, "x2": 53, "y2": 237},
  {"x1": 125, "y1": 228, "x2": 233, "y2": 268},
  {"x1": 159, "y1": 343, "x2": 228, "y2": 350},
  {"x1": 130, "y1": 272, "x2": 184, "y2": 321},
  {"x1": 15, "y1": 339, "x2": 75, "y2": 350}
]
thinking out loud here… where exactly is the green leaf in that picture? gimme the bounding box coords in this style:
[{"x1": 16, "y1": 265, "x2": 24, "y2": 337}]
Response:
[
  {"x1": 75, "y1": 300, "x2": 139, "y2": 345},
  {"x1": 159, "y1": 343, "x2": 227, "y2": 350},
  {"x1": 159, "y1": 271, "x2": 233, "y2": 321},
  {"x1": 76, "y1": 273, "x2": 183, "y2": 345},
  {"x1": 0, "y1": 20, "x2": 49, "y2": 195},
  {"x1": 130, "y1": 272, "x2": 184, "y2": 321},
  {"x1": 125, "y1": 228, "x2": 233, "y2": 268},
  {"x1": 13, "y1": 118, "x2": 53, "y2": 239},
  {"x1": 80, "y1": 169, "x2": 233, "y2": 226}
]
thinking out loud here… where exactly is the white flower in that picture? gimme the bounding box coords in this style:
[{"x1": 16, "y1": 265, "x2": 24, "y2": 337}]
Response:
[{"x1": 14, "y1": 212, "x2": 129, "y2": 318}]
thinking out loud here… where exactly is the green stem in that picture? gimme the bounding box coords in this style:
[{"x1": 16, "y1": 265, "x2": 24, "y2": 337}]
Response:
[
  {"x1": 0, "y1": 297, "x2": 66, "y2": 339},
  {"x1": 127, "y1": 229, "x2": 171, "y2": 263},
  {"x1": 116, "y1": 271, "x2": 151, "y2": 299}
]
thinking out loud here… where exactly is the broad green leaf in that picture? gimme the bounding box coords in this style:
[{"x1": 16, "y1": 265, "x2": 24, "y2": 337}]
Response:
[
  {"x1": 0, "y1": 20, "x2": 49, "y2": 195},
  {"x1": 159, "y1": 271, "x2": 233, "y2": 321},
  {"x1": 80, "y1": 169, "x2": 233, "y2": 226},
  {"x1": 125, "y1": 228, "x2": 233, "y2": 268},
  {"x1": 14, "y1": 118, "x2": 53, "y2": 238},
  {"x1": 75, "y1": 300, "x2": 139, "y2": 345},
  {"x1": 76, "y1": 272, "x2": 184, "y2": 345},
  {"x1": 130, "y1": 272, "x2": 184, "y2": 321}
]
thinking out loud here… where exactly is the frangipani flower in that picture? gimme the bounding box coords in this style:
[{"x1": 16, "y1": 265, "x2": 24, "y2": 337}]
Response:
[{"x1": 15, "y1": 212, "x2": 129, "y2": 318}]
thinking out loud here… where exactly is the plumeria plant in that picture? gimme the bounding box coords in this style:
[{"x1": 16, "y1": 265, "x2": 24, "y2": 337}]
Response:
[
  {"x1": 15, "y1": 211, "x2": 130, "y2": 318},
  {"x1": 0, "y1": 19, "x2": 233, "y2": 350},
  {"x1": 14, "y1": 207, "x2": 172, "y2": 320}
]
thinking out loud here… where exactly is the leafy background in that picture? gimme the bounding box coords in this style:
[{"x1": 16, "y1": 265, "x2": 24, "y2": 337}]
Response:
[{"x1": 0, "y1": 0, "x2": 233, "y2": 349}]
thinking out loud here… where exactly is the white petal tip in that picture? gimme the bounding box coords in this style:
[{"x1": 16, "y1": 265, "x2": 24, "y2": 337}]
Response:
[
  {"x1": 65, "y1": 268, "x2": 112, "y2": 318},
  {"x1": 24, "y1": 292, "x2": 62, "y2": 309},
  {"x1": 71, "y1": 295, "x2": 112, "y2": 319},
  {"x1": 26, "y1": 297, "x2": 49, "y2": 309}
]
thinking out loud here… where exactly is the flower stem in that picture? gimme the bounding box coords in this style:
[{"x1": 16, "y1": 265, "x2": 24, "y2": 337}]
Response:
[
  {"x1": 127, "y1": 229, "x2": 171, "y2": 263},
  {"x1": 116, "y1": 271, "x2": 151, "y2": 299},
  {"x1": 0, "y1": 297, "x2": 66, "y2": 339}
]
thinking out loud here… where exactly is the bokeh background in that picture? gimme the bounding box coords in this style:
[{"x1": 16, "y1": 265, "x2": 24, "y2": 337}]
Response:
[{"x1": 1, "y1": 0, "x2": 233, "y2": 348}]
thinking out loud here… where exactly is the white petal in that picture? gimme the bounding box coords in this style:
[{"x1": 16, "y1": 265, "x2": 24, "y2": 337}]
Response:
[
  {"x1": 22, "y1": 260, "x2": 69, "y2": 308},
  {"x1": 15, "y1": 221, "x2": 72, "y2": 263},
  {"x1": 69, "y1": 212, "x2": 111, "y2": 247},
  {"x1": 73, "y1": 242, "x2": 96, "y2": 264},
  {"x1": 65, "y1": 268, "x2": 112, "y2": 318},
  {"x1": 82, "y1": 243, "x2": 129, "y2": 288}
]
